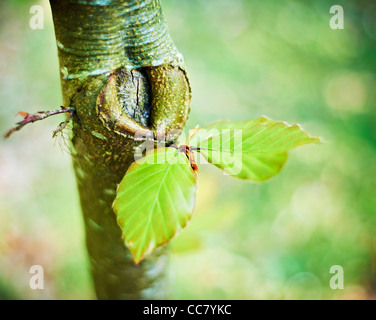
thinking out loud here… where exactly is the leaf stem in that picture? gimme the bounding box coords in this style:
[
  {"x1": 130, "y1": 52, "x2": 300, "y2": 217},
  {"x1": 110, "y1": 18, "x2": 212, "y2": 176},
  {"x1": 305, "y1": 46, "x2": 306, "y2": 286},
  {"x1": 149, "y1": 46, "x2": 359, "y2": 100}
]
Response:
[{"x1": 190, "y1": 146, "x2": 233, "y2": 153}]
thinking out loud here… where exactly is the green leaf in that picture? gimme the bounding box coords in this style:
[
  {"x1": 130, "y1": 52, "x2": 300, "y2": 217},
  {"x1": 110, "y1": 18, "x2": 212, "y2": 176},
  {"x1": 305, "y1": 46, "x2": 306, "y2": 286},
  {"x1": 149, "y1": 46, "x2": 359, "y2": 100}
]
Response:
[
  {"x1": 113, "y1": 147, "x2": 197, "y2": 263},
  {"x1": 192, "y1": 117, "x2": 320, "y2": 181}
]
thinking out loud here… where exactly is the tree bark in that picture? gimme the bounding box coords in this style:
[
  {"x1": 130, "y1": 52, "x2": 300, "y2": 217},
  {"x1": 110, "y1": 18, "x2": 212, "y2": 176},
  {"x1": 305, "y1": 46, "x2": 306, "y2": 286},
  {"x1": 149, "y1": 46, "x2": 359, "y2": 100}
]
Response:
[{"x1": 49, "y1": 0, "x2": 191, "y2": 299}]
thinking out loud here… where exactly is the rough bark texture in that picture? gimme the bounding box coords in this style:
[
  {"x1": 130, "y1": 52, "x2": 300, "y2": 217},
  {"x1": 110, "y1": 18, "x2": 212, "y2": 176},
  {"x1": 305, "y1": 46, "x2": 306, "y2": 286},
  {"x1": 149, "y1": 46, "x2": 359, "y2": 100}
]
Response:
[{"x1": 49, "y1": 0, "x2": 191, "y2": 299}]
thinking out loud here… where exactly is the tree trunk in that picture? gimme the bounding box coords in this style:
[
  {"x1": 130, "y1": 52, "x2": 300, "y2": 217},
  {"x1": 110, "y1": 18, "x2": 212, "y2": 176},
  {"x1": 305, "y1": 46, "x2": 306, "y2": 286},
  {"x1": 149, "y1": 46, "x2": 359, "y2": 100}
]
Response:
[{"x1": 49, "y1": 0, "x2": 191, "y2": 300}]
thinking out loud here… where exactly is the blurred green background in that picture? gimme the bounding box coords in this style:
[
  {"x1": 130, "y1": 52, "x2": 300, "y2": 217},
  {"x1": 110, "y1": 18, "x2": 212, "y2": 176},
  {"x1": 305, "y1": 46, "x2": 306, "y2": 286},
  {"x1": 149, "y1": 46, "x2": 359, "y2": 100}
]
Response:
[{"x1": 0, "y1": 0, "x2": 375, "y2": 299}]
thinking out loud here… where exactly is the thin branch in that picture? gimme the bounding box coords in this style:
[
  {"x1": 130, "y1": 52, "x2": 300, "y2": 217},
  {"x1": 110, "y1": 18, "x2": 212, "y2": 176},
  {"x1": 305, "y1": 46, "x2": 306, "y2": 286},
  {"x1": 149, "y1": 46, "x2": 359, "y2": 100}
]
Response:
[{"x1": 4, "y1": 106, "x2": 75, "y2": 139}]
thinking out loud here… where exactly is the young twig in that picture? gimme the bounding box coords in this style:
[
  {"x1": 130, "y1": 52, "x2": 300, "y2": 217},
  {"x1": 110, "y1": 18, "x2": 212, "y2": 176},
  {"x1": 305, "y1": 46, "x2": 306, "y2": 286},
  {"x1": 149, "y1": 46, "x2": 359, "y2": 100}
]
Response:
[
  {"x1": 52, "y1": 111, "x2": 74, "y2": 138},
  {"x1": 4, "y1": 106, "x2": 75, "y2": 139}
]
